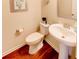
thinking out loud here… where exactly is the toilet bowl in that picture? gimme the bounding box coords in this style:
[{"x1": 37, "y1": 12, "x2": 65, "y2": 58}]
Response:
[{"x1": 25, "y1": 22, "x2": 49, "y2": 54}]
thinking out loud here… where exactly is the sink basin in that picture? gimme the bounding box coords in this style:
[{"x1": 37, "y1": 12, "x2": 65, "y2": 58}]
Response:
[
  {"x1": 49, "y1": 24, "x2": 76, "y2": 59},
  {"x1": 49, "y1": 24, "x2": 76, "y2": 47}
]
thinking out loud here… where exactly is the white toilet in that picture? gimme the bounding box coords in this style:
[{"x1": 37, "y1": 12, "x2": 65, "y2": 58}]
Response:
[{"x1": 25, "y1": 22, "x2": 49, "y2": 54}]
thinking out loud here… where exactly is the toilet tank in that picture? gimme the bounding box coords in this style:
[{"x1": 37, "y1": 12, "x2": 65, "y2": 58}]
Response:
[{"x1": 40, "y1": 22, "x2": 49, "y2": 35}]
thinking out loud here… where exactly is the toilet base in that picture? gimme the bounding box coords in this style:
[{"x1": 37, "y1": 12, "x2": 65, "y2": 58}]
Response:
[{"x1": 29, "y1": 41, "x2": 43, "y2": 54}]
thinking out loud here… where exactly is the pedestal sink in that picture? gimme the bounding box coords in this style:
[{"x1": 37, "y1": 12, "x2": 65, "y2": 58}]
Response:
[{"x1": 49, "y1": 24, "x2": 76, "y2": 59}]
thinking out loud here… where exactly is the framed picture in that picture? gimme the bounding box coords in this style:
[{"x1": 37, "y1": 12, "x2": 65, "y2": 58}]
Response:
[{"x1": 10, "y1": 0, "x2": 27, "y2": 12}]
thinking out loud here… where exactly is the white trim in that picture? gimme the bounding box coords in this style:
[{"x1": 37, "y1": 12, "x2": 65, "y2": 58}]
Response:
[{"x1": 2, "y1": 43, "x2": 26, "y2": 57}]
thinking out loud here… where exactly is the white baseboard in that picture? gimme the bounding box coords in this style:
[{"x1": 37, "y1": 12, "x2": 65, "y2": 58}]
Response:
[{"x1": 2, "y1": 43, "x2": 26, "y2": 57}]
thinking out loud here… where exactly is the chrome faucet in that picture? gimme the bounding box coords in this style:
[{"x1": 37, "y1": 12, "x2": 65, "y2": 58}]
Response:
[{"x1": 64, "y1": 24, "x2": 70, "y2": 29}]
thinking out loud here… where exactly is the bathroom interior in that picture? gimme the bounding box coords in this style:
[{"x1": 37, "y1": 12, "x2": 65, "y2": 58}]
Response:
[{"x1": 2, "y1": 0, "x2": 77, "y2": 59}]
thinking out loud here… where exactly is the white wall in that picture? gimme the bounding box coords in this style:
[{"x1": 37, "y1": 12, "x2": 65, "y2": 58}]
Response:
[{"x1": 2, "y1": 0, "x2": 41, "y2": 56}]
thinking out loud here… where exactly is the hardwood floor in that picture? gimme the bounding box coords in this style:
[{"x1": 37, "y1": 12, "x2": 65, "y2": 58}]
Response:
[{"x1": 3, "y1": 41, "x2": 58, "y2": 59}]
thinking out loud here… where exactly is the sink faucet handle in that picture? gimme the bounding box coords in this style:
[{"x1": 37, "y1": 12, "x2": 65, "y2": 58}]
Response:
[{"x1": 64, "y1": 24, "x2": 70, "y2": 29}]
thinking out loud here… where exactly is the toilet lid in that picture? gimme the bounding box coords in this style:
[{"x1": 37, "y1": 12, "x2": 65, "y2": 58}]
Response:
[{"x1": 25, "y1": 32, "x2": 44, "y2": 42}]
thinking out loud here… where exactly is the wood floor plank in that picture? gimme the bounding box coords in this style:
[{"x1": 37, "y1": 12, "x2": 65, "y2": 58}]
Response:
[{"x1": 3, "y1": 41, "x2": 58, "y2": 59}]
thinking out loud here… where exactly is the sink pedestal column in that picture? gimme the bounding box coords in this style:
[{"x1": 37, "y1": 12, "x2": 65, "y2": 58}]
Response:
[{"x1": 59, "y1": 43, "x2": 69, "y2": 59}]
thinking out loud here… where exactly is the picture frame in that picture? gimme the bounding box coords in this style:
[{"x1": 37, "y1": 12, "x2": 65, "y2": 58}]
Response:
[{"x1": 10, "y1": 0, "x2": 27, "y2": 12}]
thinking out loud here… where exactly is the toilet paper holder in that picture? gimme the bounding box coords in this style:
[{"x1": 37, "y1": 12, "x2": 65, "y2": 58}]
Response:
[{"x1": 15, "y1": 28, "x2": 24, "y2": 36}]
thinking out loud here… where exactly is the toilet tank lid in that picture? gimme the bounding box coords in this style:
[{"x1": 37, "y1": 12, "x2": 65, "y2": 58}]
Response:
[{"x1": 25, "y1": 32, "x2": 44, "y2": 42}]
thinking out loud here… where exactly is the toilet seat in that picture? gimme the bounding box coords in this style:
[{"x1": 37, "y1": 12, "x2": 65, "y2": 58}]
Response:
[{"x1": 25, "y1": 32, "x2": 44, "y2": 45}]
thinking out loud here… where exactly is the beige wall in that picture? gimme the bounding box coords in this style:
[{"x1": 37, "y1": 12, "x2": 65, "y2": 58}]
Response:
[
  {"x1": 2, "y1": 0, "x2": 41, "y2": 56},
  {"x1": 42, "y1": 0, "x2": 60, "y2": 24},
  {"x1": 42, "y1": 0, "x2": 75, "y2": 25},
  {"x1": 42, "y1": 0, "x2": 57, "y2": 24},
  {"x1": 58, "y1": 0, "x2": 72, "y2": 18}
]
